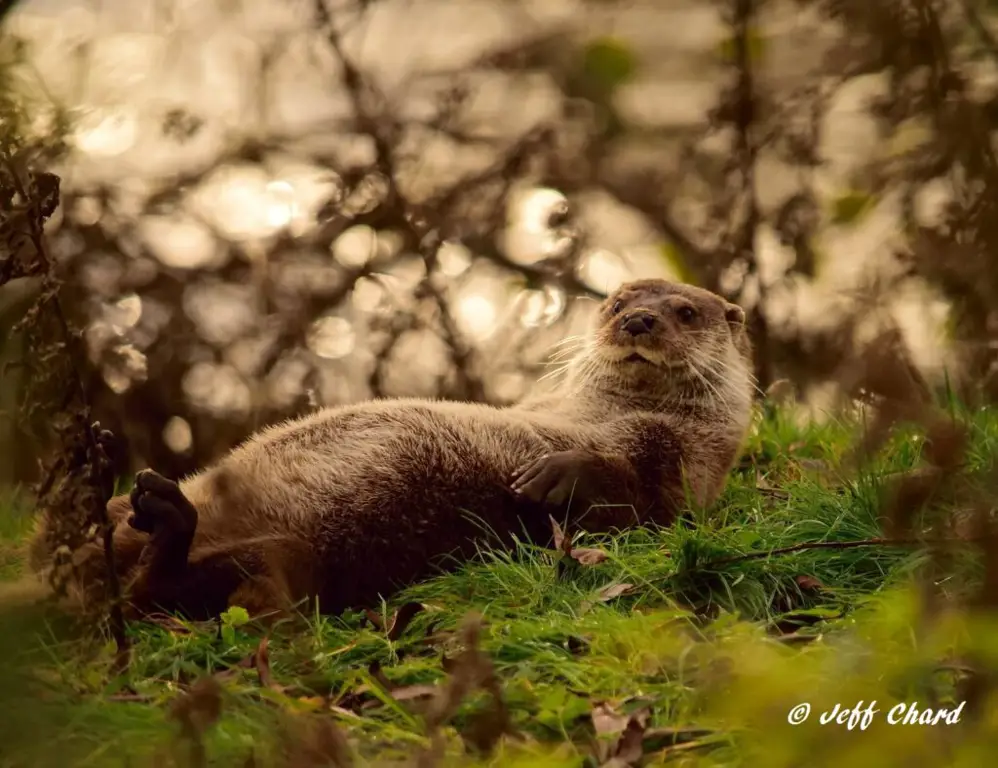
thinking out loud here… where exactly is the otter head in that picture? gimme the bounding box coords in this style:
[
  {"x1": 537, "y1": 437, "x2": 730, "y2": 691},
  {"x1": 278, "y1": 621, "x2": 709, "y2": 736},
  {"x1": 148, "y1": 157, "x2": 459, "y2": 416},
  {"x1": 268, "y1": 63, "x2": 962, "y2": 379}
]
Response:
[{"x1": 576, "y1": 279, "x2": 754, "y2": 418}]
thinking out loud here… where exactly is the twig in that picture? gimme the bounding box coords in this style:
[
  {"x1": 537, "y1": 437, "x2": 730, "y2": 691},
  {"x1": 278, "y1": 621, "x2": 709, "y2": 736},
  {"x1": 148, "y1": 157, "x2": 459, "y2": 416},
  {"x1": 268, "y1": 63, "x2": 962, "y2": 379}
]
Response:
[{"x1": 316, "y1": 3, "x2": 487, "y2": 400}]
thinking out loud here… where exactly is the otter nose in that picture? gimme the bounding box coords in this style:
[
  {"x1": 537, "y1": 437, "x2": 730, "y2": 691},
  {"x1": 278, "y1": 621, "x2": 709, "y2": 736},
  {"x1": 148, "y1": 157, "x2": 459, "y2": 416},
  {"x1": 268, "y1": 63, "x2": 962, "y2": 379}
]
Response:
[{"x1": 621, "y1": 311, "x2": 656, "y2": 336}]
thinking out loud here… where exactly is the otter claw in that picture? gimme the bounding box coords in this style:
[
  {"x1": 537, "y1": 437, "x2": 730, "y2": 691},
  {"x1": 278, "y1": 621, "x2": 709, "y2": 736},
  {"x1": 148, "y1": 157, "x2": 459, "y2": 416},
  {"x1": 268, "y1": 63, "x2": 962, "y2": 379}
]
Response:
[{"x1": 510, "y1": 451, "x2": 585, "y2": 507}]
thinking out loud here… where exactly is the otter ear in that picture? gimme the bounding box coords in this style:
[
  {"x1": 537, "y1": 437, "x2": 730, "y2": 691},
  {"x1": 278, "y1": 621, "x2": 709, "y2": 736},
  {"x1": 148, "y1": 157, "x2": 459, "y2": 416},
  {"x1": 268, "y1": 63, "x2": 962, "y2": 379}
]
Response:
[{"x1": 724, "y1": 303, "x2": 746, "y2": 330}]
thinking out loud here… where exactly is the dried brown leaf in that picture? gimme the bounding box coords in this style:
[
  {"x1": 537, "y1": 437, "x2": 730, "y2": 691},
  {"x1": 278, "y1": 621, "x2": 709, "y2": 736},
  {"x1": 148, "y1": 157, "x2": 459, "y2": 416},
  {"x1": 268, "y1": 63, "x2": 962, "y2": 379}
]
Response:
[
  {"x1": 170, "y1": 676, "x2": 223, "y2": 736},
  {"x1": 280, "y1": 714, "x2": 353, "y2": 767},
  {"x1": 794, "y1": 574, "x2": 823, "y2": 593},
  {"x1": 255, "y1": 636, "x2": 273, "y2": 689},
  {"x1": 386, "y1": 601, "x2": 425, "y2": 641},
  {"x1": 597, "y1": 583, "x2": 635, "y2": 602},
  {"x1": 368, "y1": 660, "x2": 394, "y2": 691},
  {"x1": 549, "y1": 515, "x2": 572, "y2": 556},
  {"x1": 923, "y1": 416, "x2": 967, "y2": 471},
  {"x1": 169, "y1": 676, "x2": 224, "y2": 768},
  {"x1": 600, "y1": 709, "x2": 650, "y2": 767},
  {"x1": 363, "y1": 608, "x2": 385, "y2": 631},
  {"x1": 592, "y1": 702, "x2": 630, "y2": 736},
  {"x1": 549, "y1": 515, "x2": 609, "y2": 565},
  {"x1": 417, "y1": 611, "x2": 515, "y2": 758},
  {"x1": 389, "y1": 684, "x2": 439, "y2": 703},
  {"x1": 572, "y1": 547, "x2": 609, "y2": 566}
]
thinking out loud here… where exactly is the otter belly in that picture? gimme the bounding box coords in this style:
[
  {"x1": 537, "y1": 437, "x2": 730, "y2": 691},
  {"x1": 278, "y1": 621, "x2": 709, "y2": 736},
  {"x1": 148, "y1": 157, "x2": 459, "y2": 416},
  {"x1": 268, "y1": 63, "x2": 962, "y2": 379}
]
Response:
[
  {"x1": 185, "y1": 399, "x2": 553, "y2": 542},
  {"x1": 179, "y1": 400, "x2": 558, "y2": 610}
]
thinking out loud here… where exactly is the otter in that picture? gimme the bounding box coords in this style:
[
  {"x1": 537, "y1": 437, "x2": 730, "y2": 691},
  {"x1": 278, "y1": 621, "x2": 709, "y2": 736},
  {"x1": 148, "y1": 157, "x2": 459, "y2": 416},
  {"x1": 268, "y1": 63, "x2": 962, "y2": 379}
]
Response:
[{"x1": 29, "y1": 279, "x2": 755, "y2": 620}]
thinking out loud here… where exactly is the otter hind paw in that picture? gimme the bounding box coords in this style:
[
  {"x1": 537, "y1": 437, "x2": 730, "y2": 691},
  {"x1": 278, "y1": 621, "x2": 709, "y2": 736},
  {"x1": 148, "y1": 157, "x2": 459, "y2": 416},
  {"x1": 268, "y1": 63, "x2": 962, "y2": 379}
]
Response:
[{"x1": 128, "y1": 469, "x2": 198, "y2": 536}]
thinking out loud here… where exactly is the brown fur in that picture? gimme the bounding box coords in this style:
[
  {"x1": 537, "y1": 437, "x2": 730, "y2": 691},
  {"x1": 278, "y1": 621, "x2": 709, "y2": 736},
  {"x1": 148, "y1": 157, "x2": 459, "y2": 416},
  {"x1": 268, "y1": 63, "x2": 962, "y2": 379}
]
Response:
[{"x1": 29, "y1": 279, "x2": 755, "y2": 620}]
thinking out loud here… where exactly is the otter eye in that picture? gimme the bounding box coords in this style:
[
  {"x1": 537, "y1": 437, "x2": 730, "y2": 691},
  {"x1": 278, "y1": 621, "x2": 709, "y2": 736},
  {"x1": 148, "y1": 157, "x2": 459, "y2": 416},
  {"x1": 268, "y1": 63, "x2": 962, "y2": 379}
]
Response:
[
  {"x1": 611, "y1": 300, "x2": 623, "y2": 315},
  {"x1": 676, "y1": 306, "x2": 696, "y2": 324}
]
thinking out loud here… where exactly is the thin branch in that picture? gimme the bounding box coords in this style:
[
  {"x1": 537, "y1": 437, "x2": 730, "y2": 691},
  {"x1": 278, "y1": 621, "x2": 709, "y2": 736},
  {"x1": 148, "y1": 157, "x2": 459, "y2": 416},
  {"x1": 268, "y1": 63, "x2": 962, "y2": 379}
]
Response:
[{"x1": 316, "y1": 2, "x2": 486, "y2": 399}]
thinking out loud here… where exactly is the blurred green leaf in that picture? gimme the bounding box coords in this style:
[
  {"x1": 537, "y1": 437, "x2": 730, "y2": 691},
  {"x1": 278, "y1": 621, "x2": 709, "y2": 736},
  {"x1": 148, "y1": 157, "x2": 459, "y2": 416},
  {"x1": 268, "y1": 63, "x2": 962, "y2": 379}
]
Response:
[
  {"x1": 581, "y1": 37, "x2": 637, "y2": 93},
  {"x1": 718, "y1": 28, "x2": 767, "y2": 64},
  {"x1": 220, "y1": 605, "x2": 250, "y2": 627},
  {"x1": 659, "y1": 242, "x2": 698, "y2": 284},
  {"x1": 830, "y1": 190, "x2": 874, "y2": 225}
]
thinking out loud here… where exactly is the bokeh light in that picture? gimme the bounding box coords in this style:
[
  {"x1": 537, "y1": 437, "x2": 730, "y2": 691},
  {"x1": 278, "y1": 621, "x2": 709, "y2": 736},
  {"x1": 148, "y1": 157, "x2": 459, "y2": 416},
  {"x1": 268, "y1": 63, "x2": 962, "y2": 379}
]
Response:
[
  {"x1": 73, "y1": 106, "x2": 139, "y2": 157},
  {"x1": 578, "y1": 249, "x2": 629, "y2": 293},
  {"x1": 163, "y1": 416, "x2": 194, "y2": 454},
  {"x1": 308, "y1": 316, "x2": 357, "y2": 360},
  {"x1": 455, "y1": 292, "x2": 499, "y2": 342},
  {"x1": 139, "y1": 214, "x2": 222, "y2": 270}
]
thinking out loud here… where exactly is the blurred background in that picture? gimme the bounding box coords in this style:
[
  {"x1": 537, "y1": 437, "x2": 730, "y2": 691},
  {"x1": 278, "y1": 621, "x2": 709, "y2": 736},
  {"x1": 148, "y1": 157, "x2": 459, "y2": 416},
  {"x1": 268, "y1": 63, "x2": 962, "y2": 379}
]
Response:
[{"x1": 1, "y1": 0, "x2": 994, "y2": 486}]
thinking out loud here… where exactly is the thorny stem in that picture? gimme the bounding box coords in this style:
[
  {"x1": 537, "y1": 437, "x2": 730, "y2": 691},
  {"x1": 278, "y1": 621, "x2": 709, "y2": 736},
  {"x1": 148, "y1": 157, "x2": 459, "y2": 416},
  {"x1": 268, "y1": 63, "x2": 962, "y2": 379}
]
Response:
[{"x1": 6, "y1": 163, "x2": 130, "y2": 671}]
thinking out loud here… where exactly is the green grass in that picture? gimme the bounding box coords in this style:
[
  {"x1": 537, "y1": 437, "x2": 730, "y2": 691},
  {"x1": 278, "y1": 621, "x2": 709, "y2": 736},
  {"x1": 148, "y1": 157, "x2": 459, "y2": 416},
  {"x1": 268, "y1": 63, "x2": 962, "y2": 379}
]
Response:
[{"x1": 3, "y1": 404, "x2": 998, "y2": 766}]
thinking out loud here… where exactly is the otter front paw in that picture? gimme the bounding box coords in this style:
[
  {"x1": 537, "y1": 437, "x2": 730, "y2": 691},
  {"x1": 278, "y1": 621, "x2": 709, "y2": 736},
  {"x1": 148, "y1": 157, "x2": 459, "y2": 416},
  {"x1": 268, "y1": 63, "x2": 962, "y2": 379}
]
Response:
[
  {"x1": 128, "y1": 469, "x2": 198, "y2": 537},
  {"x1": 510, "y1": 450, "x2": 593, "y2": 507}
]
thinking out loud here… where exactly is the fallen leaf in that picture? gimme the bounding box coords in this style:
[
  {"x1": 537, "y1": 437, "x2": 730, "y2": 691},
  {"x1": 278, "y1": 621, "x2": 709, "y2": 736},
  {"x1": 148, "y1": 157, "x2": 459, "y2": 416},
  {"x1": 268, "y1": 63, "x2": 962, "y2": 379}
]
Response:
[
  {"x1": 367, "y1": 660, "x2": 394, "y2": 691},
  {"x1": 795, "y1": 574, "x2": 824, "y2": 593},
  {"x1": 597, "y1": 583, "x2": 635, "y2": 601},
  {"x1": 592, "y1": 702, "x2": 630, "y2": 736},
  {"x1": 170, "y1": 676, "x2": 223, "y2": 734},
  {"x1": 280, "y1": 714, "x2": 353, "y2": 767},
  {"x1": 363, "y1": 609, "x2": 385, "y2": 631},
  {"x1": 255, "y1": 637, "x2": 273, "y2": 689},
  {"x1": 549, "y1": 515, "x2": 611, "y2": 566},
  {"x1": 581, "y1": 583, "x2": 636, "y2": 614},
  {"x1": 418, "y1": 612, "x2": 515, "y2": 758},
  {"x1": 601, "y1": 709, "x2": 650, "y2": 767},
  {"x1": 572, "y1": 547, "x2": 609, "y2": 566},
  {"x1": 549, "y1": 515, "x2": 572, "y2": 556},
  {"x1": 386, "y1": 601, "x2": 425, "y2": 641},
  {"x1": 765, "y1": 378, "x2": 795, "y2": 404},
  {"x1": 170, "y1": 676, "x2": 224, "y2": 768},
  {"x1": 389, "y1": 684, "x2": 439, "y2": 703}
]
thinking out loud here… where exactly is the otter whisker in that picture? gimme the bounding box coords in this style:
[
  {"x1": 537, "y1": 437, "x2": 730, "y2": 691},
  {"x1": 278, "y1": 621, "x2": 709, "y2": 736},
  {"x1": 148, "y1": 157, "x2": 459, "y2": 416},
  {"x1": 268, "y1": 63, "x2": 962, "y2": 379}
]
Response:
[
  {"x1": 685, "y1": 354, "x2": 724, "y2": 410},
  {"x1": 550, "y1": 334, "x2": 587, "y2": 349}
]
